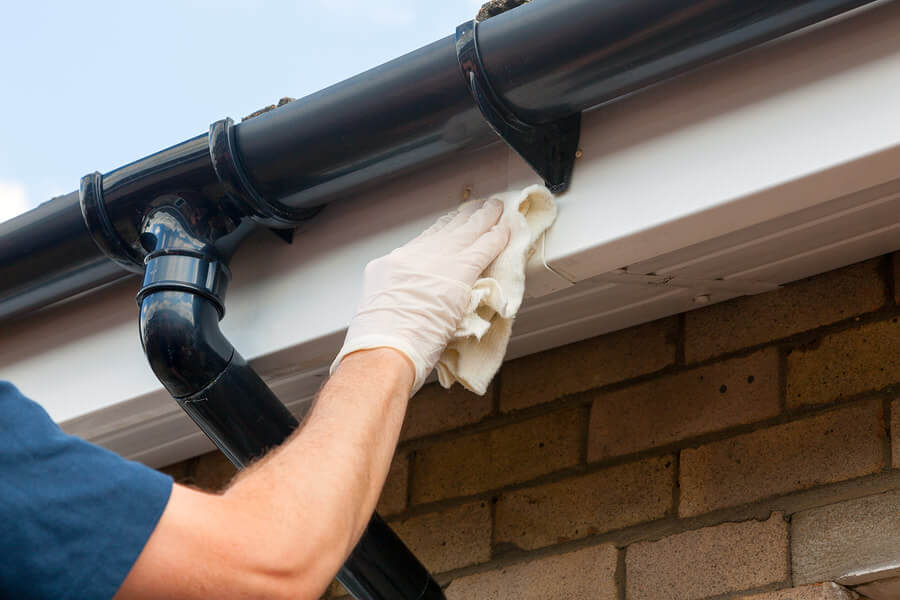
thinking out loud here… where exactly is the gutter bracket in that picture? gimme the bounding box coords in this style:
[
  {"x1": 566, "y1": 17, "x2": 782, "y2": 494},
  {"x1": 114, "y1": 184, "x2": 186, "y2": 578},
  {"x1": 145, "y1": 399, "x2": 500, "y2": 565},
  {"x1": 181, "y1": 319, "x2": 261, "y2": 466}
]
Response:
[
  {"x1": 208, "y1": 117, "x2": 322, "y2": 229},
  {"x1": 456, "y1": 19, "x2": 580, "y2": 194}
]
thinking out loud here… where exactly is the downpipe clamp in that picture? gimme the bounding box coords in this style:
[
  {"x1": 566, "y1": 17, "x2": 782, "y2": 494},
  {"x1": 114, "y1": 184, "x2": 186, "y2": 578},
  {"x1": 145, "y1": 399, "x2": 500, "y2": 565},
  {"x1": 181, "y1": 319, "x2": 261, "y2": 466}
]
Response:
[
  {"x1": 137, "y1": 250, "x2": 230, "y2": 319},
  {"x1": 208, "y1": 117, "x2": 323, "y2": 227}
]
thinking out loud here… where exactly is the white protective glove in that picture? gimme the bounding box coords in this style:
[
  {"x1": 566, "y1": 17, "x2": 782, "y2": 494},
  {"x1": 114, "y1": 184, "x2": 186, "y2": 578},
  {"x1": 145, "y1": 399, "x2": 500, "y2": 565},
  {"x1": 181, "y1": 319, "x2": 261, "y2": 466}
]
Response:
[{"x1": 330, "y1": 199, "x2": 510, "y2": 395}]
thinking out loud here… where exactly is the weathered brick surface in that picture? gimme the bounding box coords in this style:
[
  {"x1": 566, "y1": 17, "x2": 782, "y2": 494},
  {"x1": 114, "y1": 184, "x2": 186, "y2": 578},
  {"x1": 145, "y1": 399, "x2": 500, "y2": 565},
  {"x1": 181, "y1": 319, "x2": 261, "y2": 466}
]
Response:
[
  {"x1": 588, "y1": 350, "x2": 779, "y2": 461},
  {"x1": 736, "y1": 583, "x2": 858, "y2": 600},
  {"x1": 893, "y1": 398, "x2": 899, "y2": 469},
  {"x1": 191, "y1": 450, "x2": 237, "y2": 492},
  {"x1": 680, "y1": 401, "x2": 884, "y2": 516},
  {"x1": 787, "y1": 319, "x2": 900, "y2": 408},
  {"x1": 500, "y1": 318, "x2": 676, "y2": 412},
  {"x1": 376, "y1": 453, "x2": 408, "y2": 516},
  {"x1": 495, "y1": 456, "x2": 673, "y2": 550},
  {"x1": 685, "y1": 259, "x2": 885, "y2": 362},
  {"x1": 410, "y1": 408, "x2": 583, "y2": 504},
  {"x1": 445, "y1": 544, "x2": 618, "y2": 600},
  {"x1": 401, "y1": 382, "x2": 493, "y2": 441},
  {"x1": 390, "y1": 501, "x2": 492, "y2": 573},
  {"x1": 792, "y1": 490, "x2": 900, "y2": 585},
  {"x1": 626, "y1": 513, "x2": 789, "y2": 600}
]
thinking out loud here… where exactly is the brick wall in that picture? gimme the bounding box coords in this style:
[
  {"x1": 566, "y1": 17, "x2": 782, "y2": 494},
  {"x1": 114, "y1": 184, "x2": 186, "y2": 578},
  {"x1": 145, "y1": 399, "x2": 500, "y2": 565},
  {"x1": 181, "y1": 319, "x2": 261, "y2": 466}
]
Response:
[{"x1": 161, "y1": 255, "x2": 900, "y2": 599}]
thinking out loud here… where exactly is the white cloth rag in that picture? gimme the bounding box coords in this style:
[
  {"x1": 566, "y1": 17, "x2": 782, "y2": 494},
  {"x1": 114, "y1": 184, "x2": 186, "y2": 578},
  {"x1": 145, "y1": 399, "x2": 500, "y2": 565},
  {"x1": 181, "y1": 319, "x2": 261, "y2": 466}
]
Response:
[{"x1": 435, "y1": 184, "x2": 557, "y2": 395}]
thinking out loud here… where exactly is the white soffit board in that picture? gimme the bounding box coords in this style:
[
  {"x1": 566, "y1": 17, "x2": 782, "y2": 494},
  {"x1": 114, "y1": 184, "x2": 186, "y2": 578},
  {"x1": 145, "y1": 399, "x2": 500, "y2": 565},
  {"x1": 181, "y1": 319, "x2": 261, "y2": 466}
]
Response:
[{"x1": 3, "y1": 1, "x2": 900, "y2": 466}]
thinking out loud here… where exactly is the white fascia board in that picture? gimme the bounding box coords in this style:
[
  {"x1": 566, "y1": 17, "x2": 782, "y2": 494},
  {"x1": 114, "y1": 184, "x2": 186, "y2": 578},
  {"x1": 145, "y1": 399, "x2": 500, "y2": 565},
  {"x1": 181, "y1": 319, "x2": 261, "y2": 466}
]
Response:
[
  {"x1": 519, "y1": 0, "x2": 900, "y2": 287},
  {"x1": 3, "y1": 1, "x2": 900, "y2": 466}
]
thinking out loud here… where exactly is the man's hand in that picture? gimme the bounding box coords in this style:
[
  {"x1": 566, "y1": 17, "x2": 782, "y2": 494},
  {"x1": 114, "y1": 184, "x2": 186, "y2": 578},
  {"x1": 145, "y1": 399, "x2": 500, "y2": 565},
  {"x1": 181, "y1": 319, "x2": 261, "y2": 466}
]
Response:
[{"x1": 332, "y1": 199, "x2": 510, "y2": 393}]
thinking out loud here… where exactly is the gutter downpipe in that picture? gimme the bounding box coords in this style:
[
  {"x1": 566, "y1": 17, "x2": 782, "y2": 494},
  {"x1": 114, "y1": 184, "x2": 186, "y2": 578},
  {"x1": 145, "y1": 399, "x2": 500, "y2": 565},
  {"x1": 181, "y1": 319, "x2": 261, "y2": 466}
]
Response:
[{"x1": 0, "y1": 0, "x2": 882, "y2": 321}]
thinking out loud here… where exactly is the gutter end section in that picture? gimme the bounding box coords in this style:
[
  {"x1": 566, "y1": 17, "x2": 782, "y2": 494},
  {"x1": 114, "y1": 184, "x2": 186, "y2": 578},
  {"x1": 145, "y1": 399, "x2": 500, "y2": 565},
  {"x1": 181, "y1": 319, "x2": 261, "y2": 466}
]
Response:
[{"x1": 79, "y1": 172, "x2": 144, "y2": 273}]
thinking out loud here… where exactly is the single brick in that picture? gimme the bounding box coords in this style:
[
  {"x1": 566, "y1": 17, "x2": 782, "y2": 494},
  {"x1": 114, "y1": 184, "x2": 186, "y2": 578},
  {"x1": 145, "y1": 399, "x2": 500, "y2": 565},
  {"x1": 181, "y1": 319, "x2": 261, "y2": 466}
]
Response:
[
  {"x1": 445, "y1": 544, "x2": 618, "y2": 600},
  {"x1": 191, "y1": 450, "x2": 238, "y2": 492},
  {"x1": 736, "y1": 583, "x2": 858, "y2": 600},
  {"x1": 589, "y1": 350, "x2": 779, "y2": 461},
  {"x1": 792, "y1": 490, "x2": 900, "y2": 585},
  {"x1": 495, "y1": 456, "x2": 673, "y2": 550},
  {"x1": 500, "y1": 318, "x2": 676, "y2": 412},
  {"x1": 626, "y1": 513, "x2": 789, "y2": 600},
  {"x1": 410, "y1": 408, "x2": 583, "y2": 504},
  {"x1": 390, "y1": 501, "x2": 491, "y2": 573},
  {"x1": 376, "y1": 453, "x2": 408, "y2": 517},
  {"x1": 787, "y1": 319, "x2": 900, "y2": 408},
  {"x1": 893, "y1": 398, "x2": 899, "y2": 468},
  {"x1": 401, "y1": 382, "x2": 493, "y2": 441},
  {"x1": 686, "y1": 259, "x2": 885, "y2": 362},
  {"x1": 680, "y1": 400, "x2": 884, "y2": 516}
]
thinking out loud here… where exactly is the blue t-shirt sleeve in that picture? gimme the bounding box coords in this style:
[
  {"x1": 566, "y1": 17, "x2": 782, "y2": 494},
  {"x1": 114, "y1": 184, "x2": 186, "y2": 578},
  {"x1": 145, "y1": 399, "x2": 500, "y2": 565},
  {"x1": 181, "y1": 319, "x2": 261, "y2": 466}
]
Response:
[{"x1": 0, "y1": 381, "x2": 173, "y2": 600}]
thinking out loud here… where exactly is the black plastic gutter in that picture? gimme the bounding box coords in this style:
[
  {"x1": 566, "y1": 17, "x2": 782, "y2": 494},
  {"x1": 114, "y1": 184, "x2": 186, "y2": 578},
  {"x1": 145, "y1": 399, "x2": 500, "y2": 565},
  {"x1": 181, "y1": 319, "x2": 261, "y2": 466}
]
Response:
[
  {"x1": 0, "y1": 190, "x2": 127, "y2": 320},
  {"x1": 0, "y1": 0, "x2": 880, "y2": 321}
]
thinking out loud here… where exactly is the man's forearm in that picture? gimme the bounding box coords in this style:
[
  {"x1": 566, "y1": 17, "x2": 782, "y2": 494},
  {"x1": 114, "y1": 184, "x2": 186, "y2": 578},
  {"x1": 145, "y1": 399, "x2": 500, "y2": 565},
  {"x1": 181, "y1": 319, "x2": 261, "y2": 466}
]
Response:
[
  {"x1": 115, "y1": 348, "x2": 413, "y2": 600},
  {"x1": 223, "y1": 348, "x2": 414, "y2": 588}
]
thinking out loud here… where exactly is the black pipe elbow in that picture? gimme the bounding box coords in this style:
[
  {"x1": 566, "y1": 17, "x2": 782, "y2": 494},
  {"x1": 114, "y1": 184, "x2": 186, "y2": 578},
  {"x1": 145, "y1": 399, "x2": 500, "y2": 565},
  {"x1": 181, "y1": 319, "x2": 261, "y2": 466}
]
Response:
[
  {"x1": 139, "y1": 288, "x2": 299, "y2": 466},
  {"x1": 136, "y1": 202, "x2": 242, "y2": 398},
  {"x1": 139, "y1": 290, "x2": 233, "y2": 399}
]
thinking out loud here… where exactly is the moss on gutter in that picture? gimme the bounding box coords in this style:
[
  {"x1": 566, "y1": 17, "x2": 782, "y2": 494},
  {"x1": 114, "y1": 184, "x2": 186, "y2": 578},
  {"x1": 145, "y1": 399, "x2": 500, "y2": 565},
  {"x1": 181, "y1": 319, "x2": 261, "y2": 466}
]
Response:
[
  {"x1": 242, "y1": 96, "x2": 296, "y2": 121},
  {"x1": 477, "y1": 0, "x2": 530, "y2": 22}
]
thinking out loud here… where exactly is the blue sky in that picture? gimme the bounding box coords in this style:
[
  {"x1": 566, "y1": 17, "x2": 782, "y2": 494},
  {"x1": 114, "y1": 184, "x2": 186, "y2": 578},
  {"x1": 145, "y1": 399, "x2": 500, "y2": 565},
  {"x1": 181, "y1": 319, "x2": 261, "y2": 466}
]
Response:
[{"x1": 0, "y1": 0, "x2": 484, "y2": 223}]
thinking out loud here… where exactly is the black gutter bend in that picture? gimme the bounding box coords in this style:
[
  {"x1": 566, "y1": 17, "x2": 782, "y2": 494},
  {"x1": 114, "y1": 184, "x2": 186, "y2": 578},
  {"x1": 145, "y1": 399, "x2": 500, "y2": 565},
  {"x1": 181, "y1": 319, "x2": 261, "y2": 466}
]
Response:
[{"x1": 0, "y1": 0, "x2": 882, "y2": 321}]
